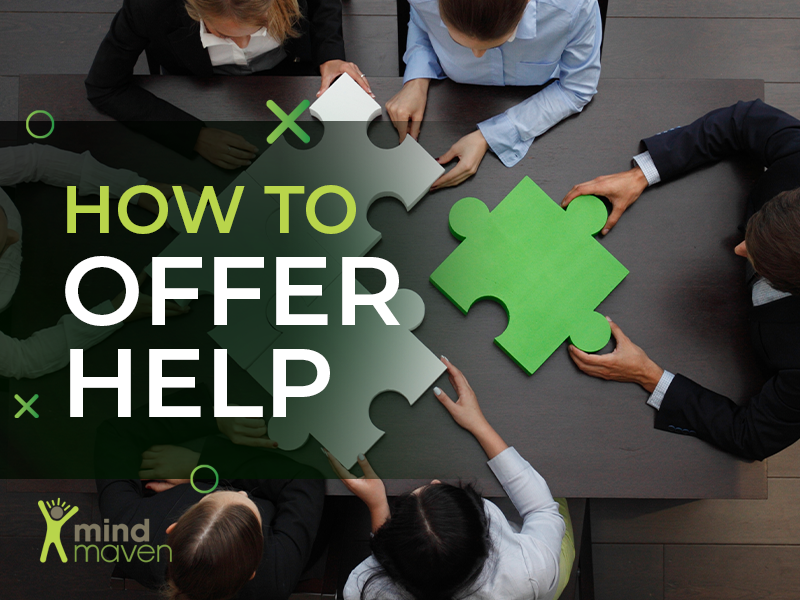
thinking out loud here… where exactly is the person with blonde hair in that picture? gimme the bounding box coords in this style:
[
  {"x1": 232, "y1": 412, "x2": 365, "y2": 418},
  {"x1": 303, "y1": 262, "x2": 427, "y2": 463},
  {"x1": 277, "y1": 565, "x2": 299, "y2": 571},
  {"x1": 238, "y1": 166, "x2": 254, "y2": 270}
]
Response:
[{"x1": 86, "y1": 0, "x2": 370, "y2": 169}]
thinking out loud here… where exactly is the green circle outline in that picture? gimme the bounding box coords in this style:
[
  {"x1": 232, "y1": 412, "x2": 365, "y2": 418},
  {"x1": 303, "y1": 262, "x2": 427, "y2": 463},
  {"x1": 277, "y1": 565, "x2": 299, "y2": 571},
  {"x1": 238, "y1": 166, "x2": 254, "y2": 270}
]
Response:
[
  {"x1": 190, "y1": 464, "x2": 219, "y2": 494},
  {"x1": 25, "y1": 110, "x2": 55, "y2": 139}
]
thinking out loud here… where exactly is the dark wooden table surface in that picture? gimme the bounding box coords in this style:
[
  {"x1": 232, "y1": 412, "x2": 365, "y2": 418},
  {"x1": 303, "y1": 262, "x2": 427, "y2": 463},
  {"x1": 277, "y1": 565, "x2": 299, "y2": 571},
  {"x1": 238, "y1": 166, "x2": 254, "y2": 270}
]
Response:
[{"x1": 11, "y1": 74, "x2": 767, "y2": 498}]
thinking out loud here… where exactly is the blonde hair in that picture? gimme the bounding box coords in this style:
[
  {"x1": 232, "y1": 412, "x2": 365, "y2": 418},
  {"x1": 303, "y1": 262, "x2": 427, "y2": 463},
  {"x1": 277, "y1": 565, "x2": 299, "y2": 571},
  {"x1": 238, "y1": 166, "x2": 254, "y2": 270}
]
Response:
[{"x1": 185, "y1": 0, "x2": 302, "y2": 44}]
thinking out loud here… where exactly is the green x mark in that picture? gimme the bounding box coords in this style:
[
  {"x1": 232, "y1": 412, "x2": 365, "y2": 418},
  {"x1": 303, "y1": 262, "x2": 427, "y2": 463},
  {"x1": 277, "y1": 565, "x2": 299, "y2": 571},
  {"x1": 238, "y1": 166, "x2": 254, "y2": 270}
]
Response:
[
  {"x1": 266, "y1": 99, "x2": 311, "y2": 144},
  {"x1": 15, "y1": 394, "x2": 39, "y2": 419}
]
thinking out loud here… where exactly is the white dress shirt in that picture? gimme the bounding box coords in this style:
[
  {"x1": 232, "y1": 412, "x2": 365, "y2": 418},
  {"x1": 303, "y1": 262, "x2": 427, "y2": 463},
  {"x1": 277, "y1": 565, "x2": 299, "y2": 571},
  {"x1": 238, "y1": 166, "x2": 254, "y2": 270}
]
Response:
[
  {"x1": 632, "y1": 150, "x2": 793, "y2": 409},
  {"x1": 0, "y1": 144, "x2": 146, "y2": 379},
  {"x1": 199, "y1": 20, "x2": 282, "y2": 67},
  {"x1": 344, "y1": 447, "x2": 566, "y2": 600}
]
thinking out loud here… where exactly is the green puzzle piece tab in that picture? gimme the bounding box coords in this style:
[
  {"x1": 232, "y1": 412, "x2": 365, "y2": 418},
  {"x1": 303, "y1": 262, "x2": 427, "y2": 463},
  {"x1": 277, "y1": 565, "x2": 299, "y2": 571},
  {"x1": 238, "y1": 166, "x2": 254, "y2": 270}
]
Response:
[{"x1": 430, "y1": 176, "x2": 629, "y2": 375}]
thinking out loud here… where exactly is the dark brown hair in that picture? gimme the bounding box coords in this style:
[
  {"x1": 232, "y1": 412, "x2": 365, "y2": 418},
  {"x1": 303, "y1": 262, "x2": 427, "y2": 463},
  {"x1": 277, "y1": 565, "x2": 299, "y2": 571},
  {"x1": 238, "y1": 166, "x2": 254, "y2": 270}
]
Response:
[
  {"x1": 439, "y1": 0, "x2": 528, "y2": 42},
  {"x1": 165, "y1": 497, "x2": 264, "y2": 600},
  {"x1": 747, "y1": 187, "x2": 800, "y2": 296}
]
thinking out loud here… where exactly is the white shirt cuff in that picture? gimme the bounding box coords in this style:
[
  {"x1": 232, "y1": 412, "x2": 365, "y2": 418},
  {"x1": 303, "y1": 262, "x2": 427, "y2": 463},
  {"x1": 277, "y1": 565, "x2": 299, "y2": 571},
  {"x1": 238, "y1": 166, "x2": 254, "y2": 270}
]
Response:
[
  {"x1": 646, "y1": 370, "x2": 675, "y2": 410},
  {"x1": 633, "y1": 151, "x2": 661, "y2": 186}
]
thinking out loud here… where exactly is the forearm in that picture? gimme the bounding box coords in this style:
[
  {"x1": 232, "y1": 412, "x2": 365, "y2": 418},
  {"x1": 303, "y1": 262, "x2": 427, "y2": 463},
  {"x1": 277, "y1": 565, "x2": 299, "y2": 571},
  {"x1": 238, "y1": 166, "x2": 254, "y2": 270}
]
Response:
[
  {"x1": 469, "y1": 420, "x2": 509, "y2": 461},
  {"x1": 369, "y1": 500, "x2": 391, "y2": 533}
]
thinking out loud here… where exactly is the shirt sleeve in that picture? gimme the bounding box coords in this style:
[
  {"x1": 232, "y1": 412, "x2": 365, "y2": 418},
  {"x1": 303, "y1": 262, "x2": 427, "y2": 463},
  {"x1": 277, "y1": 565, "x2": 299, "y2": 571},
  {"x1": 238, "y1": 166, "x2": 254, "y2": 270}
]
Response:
[
  {"x1": 402, "y1": 5, "x2": 446, "y2": 82},
  {"x1": 633, "y1": 151, "x2": 662, "y2": 186},
  {"x1": 477, "y1": 0, "x2": 601, "y2": 167},
  {"x1": 487, "y1": 447, "x2": 565, "y2": 596},
  {"x1": 0, "y1": 300, "x2": 124, "y2": 380},
  {"x1": 647, "y1": 370, "x2": 675, "y2": 410},
  {"x1": 0, "y1": 144, "x2": 147, "y2": 202}
]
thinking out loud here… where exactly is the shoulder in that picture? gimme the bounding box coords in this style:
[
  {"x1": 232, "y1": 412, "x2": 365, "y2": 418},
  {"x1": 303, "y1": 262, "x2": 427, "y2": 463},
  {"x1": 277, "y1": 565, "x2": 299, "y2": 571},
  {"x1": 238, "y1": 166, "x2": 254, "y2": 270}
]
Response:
[{"x1": 537, "y1": 0, "x2": 597, "y2": 21}]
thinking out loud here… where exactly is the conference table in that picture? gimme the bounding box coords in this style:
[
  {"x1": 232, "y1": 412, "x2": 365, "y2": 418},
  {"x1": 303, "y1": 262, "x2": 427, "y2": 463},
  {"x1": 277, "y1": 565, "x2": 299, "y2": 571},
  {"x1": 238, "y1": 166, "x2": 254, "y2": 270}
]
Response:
[{"x1": 7, "y1": 74, "x2": 767, "y2": 500}]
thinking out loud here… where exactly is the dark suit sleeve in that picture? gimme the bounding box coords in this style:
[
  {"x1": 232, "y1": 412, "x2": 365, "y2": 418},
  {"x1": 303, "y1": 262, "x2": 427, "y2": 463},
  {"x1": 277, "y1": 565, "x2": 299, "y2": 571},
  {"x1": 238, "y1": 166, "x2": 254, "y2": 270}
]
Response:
[
  {"x1": 94, "y1": 385, "x2": 220, "y2": 479},
  {"x1": 654, "y1": 370, "x2": 800, "y2": 460},
  {"x1": 227, "y1": 462, "x2": 325, "y2": 599},
  {"x1": 306, "y1": 0, "x2": 346, "y2": 65},
  {"x1": 84, "y1": 0, "x2": 204, "y2": 157},
  {"x1": 642, "y1": 99, "x2": 800, "y2": 183}
]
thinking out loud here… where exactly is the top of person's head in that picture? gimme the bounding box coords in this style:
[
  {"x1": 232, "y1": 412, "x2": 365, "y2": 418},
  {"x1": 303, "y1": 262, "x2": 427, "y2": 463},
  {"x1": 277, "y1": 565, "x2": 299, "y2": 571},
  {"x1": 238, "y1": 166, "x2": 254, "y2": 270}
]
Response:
[
  {"x1": 439, "y1": 0, "x2": 528, "y2": 42},
  {"x1": 184, "y1": 0, "x2": 301, "y2": 41},
  {"x1": 165, "y1": 491, "x2": 264, "y2": 600},
  {"x1": 364, "y1": 483, "x2": 491, "y2": 600},
  {"x1": 747, "y1": 187, "x2": 800, "y2": 296}
]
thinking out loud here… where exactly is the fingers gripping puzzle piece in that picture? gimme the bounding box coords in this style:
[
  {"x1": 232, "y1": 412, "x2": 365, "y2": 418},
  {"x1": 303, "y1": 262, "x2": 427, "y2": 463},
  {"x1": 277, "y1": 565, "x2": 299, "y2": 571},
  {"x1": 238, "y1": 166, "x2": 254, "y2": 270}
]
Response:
[
  {"x1": 430, "y1": 177, "x2": 629, "y2": 375},
  {"x1": 246, "y1": 73, "x2": 445, "y2": 259},
  {"x1": 247, "y1": 275, "x2": 446, "y2": 469}
]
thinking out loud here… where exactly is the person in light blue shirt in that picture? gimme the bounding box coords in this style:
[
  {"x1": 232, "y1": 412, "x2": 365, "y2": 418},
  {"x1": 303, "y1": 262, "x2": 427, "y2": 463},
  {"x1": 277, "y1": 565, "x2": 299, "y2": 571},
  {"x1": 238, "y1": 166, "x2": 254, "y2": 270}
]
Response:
[{"x1": 386, "y1": 0, "x2": 602, "y2": 188}]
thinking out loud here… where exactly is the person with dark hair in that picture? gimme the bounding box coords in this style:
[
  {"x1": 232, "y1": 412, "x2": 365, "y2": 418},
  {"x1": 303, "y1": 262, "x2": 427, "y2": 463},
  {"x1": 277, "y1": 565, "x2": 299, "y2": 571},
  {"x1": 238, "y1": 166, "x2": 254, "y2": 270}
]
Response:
[
  {"x1": 387, "y1": 0, "x2": 602, "y2": 189},
  {"x1": 328, "y1": 357, "x2": 574, "y2": 600},
  {"x1": 96, "y1": 385, "x2": 325, "y2": 600},
  {"x1": 561, "y1": 99, "x2": 800, "y2": 461},
  {"x1": 85, "y1": 0, "x2": 370, "y2": 169}
]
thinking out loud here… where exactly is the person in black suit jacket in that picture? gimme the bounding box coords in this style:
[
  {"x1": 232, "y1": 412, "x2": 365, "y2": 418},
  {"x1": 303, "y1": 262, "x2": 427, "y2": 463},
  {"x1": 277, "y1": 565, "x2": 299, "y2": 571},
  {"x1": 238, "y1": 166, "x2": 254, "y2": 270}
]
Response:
[
  {"x1": 560, "y1": 99, "x2": 800, "y2": 461},
  {"x1": 85, "y1": 0, "x2": 371, "y2": 168},
  {"x1": 95, "y1": 385, "x2": 325, "y2": 600}
]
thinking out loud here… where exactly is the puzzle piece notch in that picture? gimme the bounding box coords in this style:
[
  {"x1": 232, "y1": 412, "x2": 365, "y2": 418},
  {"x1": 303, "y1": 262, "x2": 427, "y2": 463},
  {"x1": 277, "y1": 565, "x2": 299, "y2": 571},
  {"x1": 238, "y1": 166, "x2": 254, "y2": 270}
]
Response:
[
  {"x1": 431, "y1": 177, "x2": 629, "y2": 375},
  {"x1": 249, "y1": 275, "x2": 445, "y2": 469}
]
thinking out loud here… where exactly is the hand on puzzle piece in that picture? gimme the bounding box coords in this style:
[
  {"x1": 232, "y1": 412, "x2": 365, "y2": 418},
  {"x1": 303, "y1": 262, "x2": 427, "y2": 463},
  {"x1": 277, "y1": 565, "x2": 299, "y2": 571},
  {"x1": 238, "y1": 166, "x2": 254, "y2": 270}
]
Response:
[
  {"x1": 194, "y1": 127, "x2": 259, "y2": 170},
  {"x1": 324, "y1": 449, "x2": 390, "y2": 533},
  {"x1": 432, "y1": 130, "x2": 490, "y2": 190},
  {"x1": 216, "y1": 409, "x2": 279, "y2": 449},
  {"x1": 561, "y1": 166, "x2": 649, "y2": 235},
  {"x1": 568, "y1": 317, "x2": 664, "y2": 393},
  {"x1": 386, "y1": 78, "x2": 430, "y2": 141},
  {"x1": 318, "y1": 60, "x2": 374, "y2": 98},
  {"x1": 431, "y1": 177, "x2": 629, "y2": 375}
]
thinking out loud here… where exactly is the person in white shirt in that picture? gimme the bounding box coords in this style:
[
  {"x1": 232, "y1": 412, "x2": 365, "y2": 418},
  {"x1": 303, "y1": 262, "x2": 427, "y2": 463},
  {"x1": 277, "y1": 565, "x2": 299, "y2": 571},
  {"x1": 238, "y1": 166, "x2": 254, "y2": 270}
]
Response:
[
  {"x1": 326, "y1": 357, "x2": 575, "y2": 600},
  {"x1": 0, "y1": 143, "x2": 186, "y2": 380}
]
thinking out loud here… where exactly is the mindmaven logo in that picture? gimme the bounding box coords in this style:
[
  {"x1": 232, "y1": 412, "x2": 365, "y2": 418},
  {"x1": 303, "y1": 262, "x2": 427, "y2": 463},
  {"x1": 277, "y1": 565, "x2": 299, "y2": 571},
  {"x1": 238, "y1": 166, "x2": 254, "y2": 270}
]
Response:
[
  {"x1": 39, "y1": 499, "x2": 79, "y2": 563},
  {"x1": 38, "y1": 499, "x2": 171, "y2": 564}
]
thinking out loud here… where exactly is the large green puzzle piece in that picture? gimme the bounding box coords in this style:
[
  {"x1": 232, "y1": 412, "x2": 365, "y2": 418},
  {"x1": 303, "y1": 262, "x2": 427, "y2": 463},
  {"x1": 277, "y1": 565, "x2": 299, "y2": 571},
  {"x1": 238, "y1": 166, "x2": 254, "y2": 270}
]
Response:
[{"x1": 430, "y1": 177, "x2": 629, "y2": 375}]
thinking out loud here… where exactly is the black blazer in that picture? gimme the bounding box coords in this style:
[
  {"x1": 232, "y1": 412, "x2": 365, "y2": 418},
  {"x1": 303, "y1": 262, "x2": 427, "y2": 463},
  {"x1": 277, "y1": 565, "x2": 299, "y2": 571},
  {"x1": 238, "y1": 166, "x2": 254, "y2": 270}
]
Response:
[
  {"x1": 85, "y1": 0, "x2": 345, "y2": 156},
  {"x1": 95, "y1": 386, "x2": 325, "y2": 600},
  {"x1": 641, "y1": 99, "x2": 800, "y2": 461}
]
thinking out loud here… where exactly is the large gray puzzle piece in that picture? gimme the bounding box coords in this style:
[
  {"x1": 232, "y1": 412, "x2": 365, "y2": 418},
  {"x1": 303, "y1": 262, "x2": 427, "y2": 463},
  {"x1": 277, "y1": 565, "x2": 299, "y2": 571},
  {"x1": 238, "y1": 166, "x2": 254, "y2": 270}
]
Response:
[{"x1": 248, "y1": 273, "x2": 446, "y2": 469}]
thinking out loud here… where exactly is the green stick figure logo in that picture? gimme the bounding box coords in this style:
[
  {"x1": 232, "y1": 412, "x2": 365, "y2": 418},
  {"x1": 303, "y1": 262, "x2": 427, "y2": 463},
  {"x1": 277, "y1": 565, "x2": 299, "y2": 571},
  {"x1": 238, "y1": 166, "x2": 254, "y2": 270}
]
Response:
[{"x1": 39, "y1": 499, "x2": 79, "y2": 563}]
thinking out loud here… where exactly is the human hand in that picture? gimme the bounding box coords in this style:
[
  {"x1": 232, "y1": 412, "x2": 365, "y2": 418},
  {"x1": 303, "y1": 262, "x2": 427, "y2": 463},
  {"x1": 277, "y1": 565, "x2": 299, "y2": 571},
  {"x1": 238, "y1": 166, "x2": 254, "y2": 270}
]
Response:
[
  {"x1": 432, "y1": 130, "x2": 489, "y2": 189},
  {"x1": 432, "y1": 357, "x2": 489, "y2": 434},
  {"x1": 143, "y1": 479, "x2": 191, "y2": 493},
  {"x1": 385, "y1": 78, "x2": 430, "y2": 142},
  {"x1": 324, "y1": 448, "x2": 388, "y2": 513},
  {"x1": 216, "y1": 409, "x2": 278, "y2": 449},
  {"x1": 568, "y1": 317, "x2": 664, "y2": 392},
  {"x1": 318, "y1": 60, "x2": 374, "y2": 98},
  {"x1": 139, "y1": 445, "x2": 199, "y2": 480},
  {"x1": 194, "y1": 127, "x2": 259, "y2": 169},
  {"x1": 561, "y1": 167, "x2": 649, "y2": 235}
]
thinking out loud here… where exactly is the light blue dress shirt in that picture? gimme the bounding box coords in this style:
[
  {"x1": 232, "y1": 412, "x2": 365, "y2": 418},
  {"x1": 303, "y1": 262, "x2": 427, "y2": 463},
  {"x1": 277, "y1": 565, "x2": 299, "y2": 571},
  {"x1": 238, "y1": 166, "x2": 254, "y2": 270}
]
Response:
[{"x1": 403, "y1": 0, "x2": 602, "y2": 167}]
